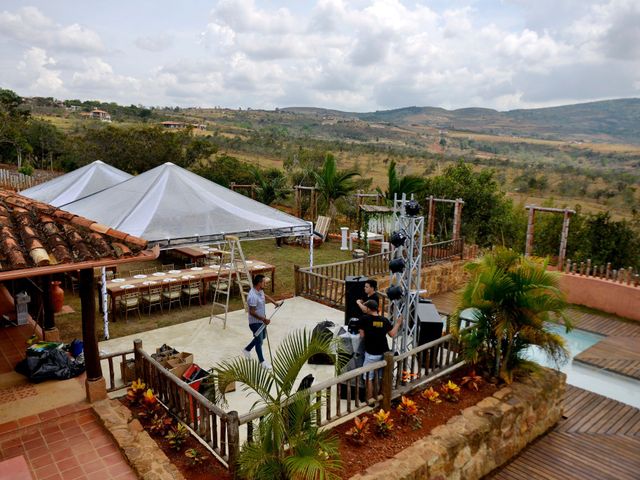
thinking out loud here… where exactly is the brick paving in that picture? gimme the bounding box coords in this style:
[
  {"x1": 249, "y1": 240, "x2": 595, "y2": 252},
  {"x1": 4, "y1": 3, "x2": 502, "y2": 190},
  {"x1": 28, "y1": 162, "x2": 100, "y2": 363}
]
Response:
[
  {"x1": 0, "y1": 403, "x2": 136, "y2": 480},
  {"x1": 0, "y1": 324, "x2": 33, "y2": 374}
]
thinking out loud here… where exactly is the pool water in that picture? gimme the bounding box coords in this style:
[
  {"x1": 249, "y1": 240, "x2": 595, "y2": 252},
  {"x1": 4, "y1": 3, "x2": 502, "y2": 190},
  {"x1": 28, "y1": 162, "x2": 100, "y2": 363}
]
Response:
[{"x1": 525, "y1": 323, "x2": 640, "y2": 408}]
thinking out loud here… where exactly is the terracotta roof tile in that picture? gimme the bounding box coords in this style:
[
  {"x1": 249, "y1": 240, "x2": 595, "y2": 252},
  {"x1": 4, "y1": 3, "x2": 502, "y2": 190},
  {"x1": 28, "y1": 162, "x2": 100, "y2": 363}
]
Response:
[{"x1": 0, "y1": 189, "x2": 149, "y2": 273}]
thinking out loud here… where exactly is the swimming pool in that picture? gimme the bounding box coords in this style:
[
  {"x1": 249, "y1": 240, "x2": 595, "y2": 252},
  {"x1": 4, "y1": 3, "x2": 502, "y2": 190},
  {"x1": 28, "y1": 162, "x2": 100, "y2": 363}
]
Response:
[{"x1": 525, "y1": 323, "x2": 640, "y2": 408}]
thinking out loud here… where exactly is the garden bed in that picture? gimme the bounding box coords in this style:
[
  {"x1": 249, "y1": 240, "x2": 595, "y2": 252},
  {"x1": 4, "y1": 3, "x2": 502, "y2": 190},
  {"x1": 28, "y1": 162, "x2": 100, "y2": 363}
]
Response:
[
  {"x1": 118, "y1": 396, "x2": 231, "y2": 480},
  {"x1": 333, "y1": 369, "x2": 497, "y2": 479}
]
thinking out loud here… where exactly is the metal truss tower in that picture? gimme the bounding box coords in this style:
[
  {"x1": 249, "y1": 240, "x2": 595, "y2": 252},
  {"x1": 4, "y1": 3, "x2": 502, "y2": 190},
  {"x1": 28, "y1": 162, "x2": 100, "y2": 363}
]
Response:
[{"x1": 388, "y1": 194, "x2": 424, "y2": 353}]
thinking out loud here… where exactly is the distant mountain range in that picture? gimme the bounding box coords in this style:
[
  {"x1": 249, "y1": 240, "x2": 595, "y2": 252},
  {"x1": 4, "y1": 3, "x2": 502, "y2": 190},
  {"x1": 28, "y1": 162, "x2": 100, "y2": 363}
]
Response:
[{"x1": 283, "y1": 98, "x2": 640, "y2": 144}]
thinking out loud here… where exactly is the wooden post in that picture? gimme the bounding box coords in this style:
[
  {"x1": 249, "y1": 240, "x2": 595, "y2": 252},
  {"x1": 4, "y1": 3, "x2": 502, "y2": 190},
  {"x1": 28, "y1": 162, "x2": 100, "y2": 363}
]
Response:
[
  {"x1": 605, "y1": 262, "x2": 611, "y2": 279},
  {"x1": 586, "y1": 259, "x2": 591, "y2": 277},
  {"x1": 558, "y1": 210, "x2": 571, "y2": 269},
  {"x1": 452, "y1": 199, "x2": 463, "y2": 241},
  {"x1": 227, "y1": 411, "x2": 240, "y2": 479},
  {"x1": 525, "y1": 207, "x2": 535, "y2": 257},
  {"x1": 565, "y1": 259, "x2": 571, "y2": 274},
  {"x1": 41, "y1": 275, "x2": 55, "y2": 332},
  {"x1": 134, "y1": 339, "x2": 143, "y2": 381},
  {"x1": 80, "y1": 268, "x2": 101, "y2": 381},
  {"x1": 381, "y1": 352, "x2": 394, "y2": 411},
  {"x1": 294, "y1": 187, "x2": 301, "y2": 218},
  {"x1": 293, "y1": 265, "x2": 300, "y2": 296}
]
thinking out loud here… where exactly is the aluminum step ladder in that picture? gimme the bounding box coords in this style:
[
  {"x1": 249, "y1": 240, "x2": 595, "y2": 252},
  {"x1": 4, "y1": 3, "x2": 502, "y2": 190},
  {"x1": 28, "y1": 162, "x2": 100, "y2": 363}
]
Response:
[{"x1": 209, "y1": 235, "x2": 253, "y2": 328}]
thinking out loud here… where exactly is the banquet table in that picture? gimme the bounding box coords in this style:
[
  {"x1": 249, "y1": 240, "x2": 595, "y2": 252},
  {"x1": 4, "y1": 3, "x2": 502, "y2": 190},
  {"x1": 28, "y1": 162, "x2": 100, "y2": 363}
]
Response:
[{"x1": 105, "y1": 260, "x2": 275, "y2": 318}]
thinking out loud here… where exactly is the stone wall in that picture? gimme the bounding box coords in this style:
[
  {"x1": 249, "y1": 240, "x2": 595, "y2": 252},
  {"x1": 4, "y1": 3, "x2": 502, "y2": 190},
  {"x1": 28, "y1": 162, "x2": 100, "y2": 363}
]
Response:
[
  {"x1": 378, "y1": 260, "x2": 470, "y2": 296},
  {"x1": 351, "y1": 368, "x2": 566, "y2": 480}
]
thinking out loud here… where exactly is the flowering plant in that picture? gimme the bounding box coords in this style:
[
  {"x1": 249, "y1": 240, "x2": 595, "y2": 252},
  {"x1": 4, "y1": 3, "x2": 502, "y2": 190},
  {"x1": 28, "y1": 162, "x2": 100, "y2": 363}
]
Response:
[
  {"x1": 401, "y1": 370, "x2": 418, "y2": 383},
  {"x1": 440, "y1": 380, "x2": 461, "y2": 402},
  {"x1": 126, "y1": 379, "x2": 146, "y2": 405},
  {"x1": 397, "y1": 395, "x2": 421, "y2": 429},
  {"x1": 421, "y1": 386, "x2": 442, "y2": 404},
  {"x1": 345, "y1": 416, "x2": 370, "y2": 445},
  {"x1": 461, "y1": 370, "x2": 484, "y2": 391},
  {"x1": 373, "y1": 409, "x2": 394, "y2": 436}
]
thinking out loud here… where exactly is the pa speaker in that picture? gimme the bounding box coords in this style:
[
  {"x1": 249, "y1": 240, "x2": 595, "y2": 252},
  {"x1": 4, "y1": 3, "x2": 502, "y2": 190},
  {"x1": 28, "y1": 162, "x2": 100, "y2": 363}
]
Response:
[
  {"x1": 417, "y1": 298, "x2": 444, "y2": 346},
  {"x1": 345, "y1": 275, "x2": 367, "y2": 323}
]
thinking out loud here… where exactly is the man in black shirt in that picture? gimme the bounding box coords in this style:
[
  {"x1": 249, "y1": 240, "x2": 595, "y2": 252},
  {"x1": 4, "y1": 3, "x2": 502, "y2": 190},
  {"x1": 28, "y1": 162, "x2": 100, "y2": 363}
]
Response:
[
  {"x1": 358, "y1": 299, "x2": 402, "y2": 400},
  {"x1": 356, "y1": 279, "x2": 380, "y2": 315}
]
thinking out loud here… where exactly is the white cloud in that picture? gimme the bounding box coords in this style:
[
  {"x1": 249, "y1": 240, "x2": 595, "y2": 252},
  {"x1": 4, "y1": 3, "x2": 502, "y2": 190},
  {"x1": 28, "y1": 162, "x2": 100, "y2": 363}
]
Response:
[
  {"x1": 135, "y1": 33, "x2": 173, "y2": 52},
  {"x1": 17, "y1": 47, "x2": 64, "y2": 93},
  {"x1": 0, "y1": 6, "x2": 103, "y2": 52},
  {"x1": 72, "y1": 57, "x2": 140, "y2": 94}
]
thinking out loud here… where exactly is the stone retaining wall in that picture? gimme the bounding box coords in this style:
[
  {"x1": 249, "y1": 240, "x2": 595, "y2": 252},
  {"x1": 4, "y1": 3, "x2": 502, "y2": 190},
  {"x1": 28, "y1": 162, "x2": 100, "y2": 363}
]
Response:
[
  {"x1": 93, "y1": 399, "x2": 185, "y2": 480},
  {"x1": 378, "y1": 260, "x2": 470, "y2": 296},
  {"x1": 351, "y1": 368, "x2": 566, "y2": 480}
]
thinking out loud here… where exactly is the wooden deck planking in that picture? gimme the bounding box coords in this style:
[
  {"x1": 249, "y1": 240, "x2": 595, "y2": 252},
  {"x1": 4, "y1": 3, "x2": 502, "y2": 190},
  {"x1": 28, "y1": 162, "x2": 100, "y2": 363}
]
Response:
[
  {"x1": 488, "y1": 385, "x2": 640, "y2": 480},
  {"x1": 575, "y1": 336, "x2": 640, "y2": 381}
]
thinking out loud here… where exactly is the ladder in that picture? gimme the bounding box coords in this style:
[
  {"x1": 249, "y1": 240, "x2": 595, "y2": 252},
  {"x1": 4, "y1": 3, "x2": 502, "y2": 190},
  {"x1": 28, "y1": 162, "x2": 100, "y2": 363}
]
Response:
[{"x1": 209, "y1": 235, "x2": 253, "y2": 328}]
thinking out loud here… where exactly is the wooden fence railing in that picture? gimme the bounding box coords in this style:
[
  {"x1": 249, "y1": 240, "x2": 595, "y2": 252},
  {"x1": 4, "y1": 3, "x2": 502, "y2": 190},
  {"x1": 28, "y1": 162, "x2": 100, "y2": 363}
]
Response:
[
  {"x1": 133, "y1": 340, "x2": 239, "y2": 475},
  {"x1": 237, "y1": 327, "x2": 469, "y2": 448},
  {"x1": 100, "y1": 348, "x2": 135, "y2": 393},
  {"x1": 0, "y1": 168, "x2": 60, "y2": 191},
  {"x1": 295, "y1": 238, "x2": 465, "y2": 309},
  {"x1": 564, "y1": 259, "x2": 639, "y2": 287}
]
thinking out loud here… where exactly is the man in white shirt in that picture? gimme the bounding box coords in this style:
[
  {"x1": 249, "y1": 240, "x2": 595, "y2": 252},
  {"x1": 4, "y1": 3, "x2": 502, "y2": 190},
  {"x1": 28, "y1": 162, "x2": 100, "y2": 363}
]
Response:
[{"x1": 242, "y1": 274, "x2": 282, "y2": 369}]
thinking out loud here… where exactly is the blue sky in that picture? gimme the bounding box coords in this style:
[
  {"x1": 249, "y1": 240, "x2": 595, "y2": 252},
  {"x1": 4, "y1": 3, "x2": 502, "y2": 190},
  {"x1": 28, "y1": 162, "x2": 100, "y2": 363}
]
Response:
[{"x1": 1, "y1": 0, "x2": 638, "y2": 111}]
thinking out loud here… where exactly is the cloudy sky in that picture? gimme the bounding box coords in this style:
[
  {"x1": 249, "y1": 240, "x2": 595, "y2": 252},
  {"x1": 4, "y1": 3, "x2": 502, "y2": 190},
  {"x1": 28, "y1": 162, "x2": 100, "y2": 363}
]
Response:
[{"x1": 1, "y1": 0, "x2": 638, "y2": 111}]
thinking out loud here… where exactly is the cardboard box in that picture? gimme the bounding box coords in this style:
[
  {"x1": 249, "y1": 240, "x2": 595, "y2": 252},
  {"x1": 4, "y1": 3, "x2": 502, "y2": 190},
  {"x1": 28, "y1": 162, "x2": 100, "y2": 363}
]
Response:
[
  {"x1": 120, "y1": 359, "x2": 136, "y2": 384},
  {"x1": 169, "y1": 362, "x2": 193, "y2": 380},
  {"x1": 174, "y1": 351, "x2": 194, "y2": 364},
  {"x1": 166, "y1": 357, "x2": 186, "y2": 369}
]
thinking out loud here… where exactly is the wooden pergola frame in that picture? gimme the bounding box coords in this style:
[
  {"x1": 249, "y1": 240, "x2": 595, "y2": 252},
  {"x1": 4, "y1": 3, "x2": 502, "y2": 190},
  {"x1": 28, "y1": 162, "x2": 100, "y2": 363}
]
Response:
[
  {"x1": 229, "y1": 183, "x2": 256, "y2": 200},
  {"x1": 524, "y1": 205, "x2": 575, "y2": 267},
  {"x1": 294, "y1": 185, "x2": 318, "y2": 220},
  {"x1": 425, "y1": 195, "x2": 465, "y2": 242}
]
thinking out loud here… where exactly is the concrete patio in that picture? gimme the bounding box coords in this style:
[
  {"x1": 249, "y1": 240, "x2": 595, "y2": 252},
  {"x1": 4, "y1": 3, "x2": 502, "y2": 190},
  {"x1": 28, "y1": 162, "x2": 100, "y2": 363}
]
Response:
[{"x1": 99, "y1": 296, "x2": 345, "y2": 416}]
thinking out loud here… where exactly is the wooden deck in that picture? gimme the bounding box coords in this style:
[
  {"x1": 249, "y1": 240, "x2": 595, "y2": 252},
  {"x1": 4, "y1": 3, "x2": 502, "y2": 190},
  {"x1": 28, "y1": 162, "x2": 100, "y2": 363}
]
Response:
[{"x1": 488, "y1": 385, "x2": 640, "y2": 480}]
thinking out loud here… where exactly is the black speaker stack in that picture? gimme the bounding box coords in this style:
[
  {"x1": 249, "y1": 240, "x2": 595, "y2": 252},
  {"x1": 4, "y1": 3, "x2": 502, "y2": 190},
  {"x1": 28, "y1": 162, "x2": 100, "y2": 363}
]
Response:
[{"x1": 344, "y1": 275, "x2": 368, "y2": 324}]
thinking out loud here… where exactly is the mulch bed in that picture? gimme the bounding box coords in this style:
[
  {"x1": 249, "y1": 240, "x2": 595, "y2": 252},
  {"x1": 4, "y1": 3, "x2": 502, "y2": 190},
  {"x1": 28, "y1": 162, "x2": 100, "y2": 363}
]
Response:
[
  {"x1": 119, "y1": 398, "x2": 231, "y2": 480},
  {"x1": 332, "y1": 369, "x2": 498, "y2": 479}
]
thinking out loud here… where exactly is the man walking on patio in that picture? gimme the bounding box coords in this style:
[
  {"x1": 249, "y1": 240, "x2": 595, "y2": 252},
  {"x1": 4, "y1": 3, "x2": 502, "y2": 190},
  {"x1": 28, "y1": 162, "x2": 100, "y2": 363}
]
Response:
[{"x1": 242, "y1": 274, "x2": 282, "y2": 369}]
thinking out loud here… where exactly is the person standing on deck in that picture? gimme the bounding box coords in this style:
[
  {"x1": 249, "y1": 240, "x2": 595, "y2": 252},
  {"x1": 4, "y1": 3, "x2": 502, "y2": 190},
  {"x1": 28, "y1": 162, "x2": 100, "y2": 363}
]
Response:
[{"x1": 242, "y1": 274, "x2": 282, "y2": 369}]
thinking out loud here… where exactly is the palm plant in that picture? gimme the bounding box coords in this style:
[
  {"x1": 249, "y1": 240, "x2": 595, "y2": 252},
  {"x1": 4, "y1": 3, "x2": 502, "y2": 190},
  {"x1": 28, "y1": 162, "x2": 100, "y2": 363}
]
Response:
[
  {"x1": 214, "y1": 329, "x2": 346, "y2": 480},
  {"x1": 451, "y1": 248, "x2": 571, "y2": 383},
  {"x1": 380, "y1": 159, "x2": 424, "y2": 202},
  {"x1": 312, "y1": 153, "x2": 359, "y2": 217},
  {"x1": 251, "y1": 166, "x2": 290, "y2": 206}
]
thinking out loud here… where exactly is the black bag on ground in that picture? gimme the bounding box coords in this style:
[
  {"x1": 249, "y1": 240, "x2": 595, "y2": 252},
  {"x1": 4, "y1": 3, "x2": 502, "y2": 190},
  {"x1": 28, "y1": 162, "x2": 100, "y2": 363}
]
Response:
[
  {"x1": 309, "y1": 321, "x2": 336, "y2": 365},
  {"x1": 15, "y1": 348, "x2": 85, "y2": 383}
]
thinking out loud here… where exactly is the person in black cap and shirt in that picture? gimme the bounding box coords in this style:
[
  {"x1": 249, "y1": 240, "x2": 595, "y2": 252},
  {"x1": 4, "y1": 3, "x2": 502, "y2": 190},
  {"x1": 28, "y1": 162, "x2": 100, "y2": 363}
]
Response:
[
  {"x1": 359, "y1": 299, "x2": 402, "y2": 400},
  {"x1": 356, "y1": 279, "x2": 380, "y2": 315}
]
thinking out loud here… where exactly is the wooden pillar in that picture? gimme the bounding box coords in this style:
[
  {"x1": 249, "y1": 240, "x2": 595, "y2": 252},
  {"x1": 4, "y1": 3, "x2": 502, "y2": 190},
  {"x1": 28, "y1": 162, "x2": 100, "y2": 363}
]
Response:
[
  {"x1": 452, "y1": 199, "x2": 463, "y2": 241},
  {"x1": 525, "y1": 207, "x2": 536, "y2": 257},
  {"x1": 558, "y1": 210, "x2": 571, "y2": 269},
  {"x1": 312, "y1": 188, "x2": 318, "y2": 220},
  {"x1": 80, "y1": 268, "x2": 106, "y2": 401},
  {"x1": 41, "y1": 275, "x2": 55, "y2": 331}
]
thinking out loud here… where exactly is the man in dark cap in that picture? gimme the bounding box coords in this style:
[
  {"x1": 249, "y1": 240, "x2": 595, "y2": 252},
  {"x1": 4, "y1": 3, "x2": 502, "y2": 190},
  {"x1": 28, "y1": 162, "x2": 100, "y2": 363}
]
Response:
[{"x1": 359, "y1": 299, "x2": 402, "y2": 400}]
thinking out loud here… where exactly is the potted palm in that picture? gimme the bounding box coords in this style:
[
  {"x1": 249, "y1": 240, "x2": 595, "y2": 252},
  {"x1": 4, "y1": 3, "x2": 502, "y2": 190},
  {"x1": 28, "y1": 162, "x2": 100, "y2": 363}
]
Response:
[{"x1": 451, "y1": 248, "x2": 572, "y2": 383}]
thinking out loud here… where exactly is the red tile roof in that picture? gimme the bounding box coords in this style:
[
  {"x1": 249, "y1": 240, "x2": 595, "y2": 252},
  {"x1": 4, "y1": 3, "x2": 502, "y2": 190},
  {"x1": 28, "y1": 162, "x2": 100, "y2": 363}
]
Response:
[{"x1": 0, "y1": 189, "x2": 151, "y2": 274}]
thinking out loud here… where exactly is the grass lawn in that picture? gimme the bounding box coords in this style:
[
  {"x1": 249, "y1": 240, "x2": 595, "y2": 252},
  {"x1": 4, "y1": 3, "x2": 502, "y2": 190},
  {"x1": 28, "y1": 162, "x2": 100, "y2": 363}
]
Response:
[{"x1": 53, "y1": 239, "x2": 351, "y2": 343}]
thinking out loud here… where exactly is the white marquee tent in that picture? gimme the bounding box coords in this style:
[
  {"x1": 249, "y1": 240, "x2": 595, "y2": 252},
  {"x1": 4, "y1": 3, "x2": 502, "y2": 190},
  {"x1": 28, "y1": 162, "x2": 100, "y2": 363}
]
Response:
[
  {"x1": 21, "y1": 160, "x2": 132, "y2": 207},
  {"x1": 61, "y1": 162, "x2": 312, "y2": 248}
]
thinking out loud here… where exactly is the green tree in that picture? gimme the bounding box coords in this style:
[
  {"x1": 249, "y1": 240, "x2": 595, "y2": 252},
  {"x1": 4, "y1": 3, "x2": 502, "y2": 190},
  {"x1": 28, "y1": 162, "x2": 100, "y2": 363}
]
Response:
[
  {"x1": 380, "y1": 159, "x2": 424, "y2": 202},
  {"x1": 0, "y1": 89, "x2": 31, "y2": 166},
  {"x1": 313, "y1": 153, "x2": 359, "y2": 217},
  {"x1": 191, "y1": 154, "x2": 255, "y2": 187},
  {"x1": 252, "y1": 167, "x2": 289, "y2": 206},
  {"x1": 422, "y1": 162, "x2": 521, "y2": 247},
  {"x1": 214, "y1": 329, "x2": 344, "y2": 480},
  {"x1": 452, "y1": 249, "x2": 571, "y2": 383}
]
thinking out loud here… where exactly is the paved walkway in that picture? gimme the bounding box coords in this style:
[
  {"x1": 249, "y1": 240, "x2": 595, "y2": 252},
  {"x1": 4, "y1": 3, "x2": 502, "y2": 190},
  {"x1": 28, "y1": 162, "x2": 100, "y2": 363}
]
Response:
[
  {"x1": 489, "y1": 384, "x2": 640, "y2": 479},
  {"x1": 0, "y1": 403, "x2": 136, "y2": 480}
]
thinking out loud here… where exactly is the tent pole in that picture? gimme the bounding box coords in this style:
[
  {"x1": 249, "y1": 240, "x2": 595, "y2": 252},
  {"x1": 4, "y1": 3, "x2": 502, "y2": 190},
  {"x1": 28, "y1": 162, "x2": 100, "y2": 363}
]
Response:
[
  {"x1": 309, "y1": 221, "x2": 314, "y2": 269},
  {"x1": 101, "y1": 267, "x2": 109, "y2": 340}
]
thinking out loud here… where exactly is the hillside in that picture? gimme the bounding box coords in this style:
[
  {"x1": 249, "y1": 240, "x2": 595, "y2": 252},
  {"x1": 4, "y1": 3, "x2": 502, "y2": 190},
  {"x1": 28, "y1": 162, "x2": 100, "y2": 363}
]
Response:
[{"x1": 284, "y1": 98, "x2": 640, "y2": 145}]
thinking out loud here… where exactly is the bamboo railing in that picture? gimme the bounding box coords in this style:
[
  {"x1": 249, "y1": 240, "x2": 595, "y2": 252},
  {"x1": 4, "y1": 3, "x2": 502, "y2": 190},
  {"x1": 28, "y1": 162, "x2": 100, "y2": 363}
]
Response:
[{"x1": 99, "y1": 348, "x2": 135, "y2": 392}]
